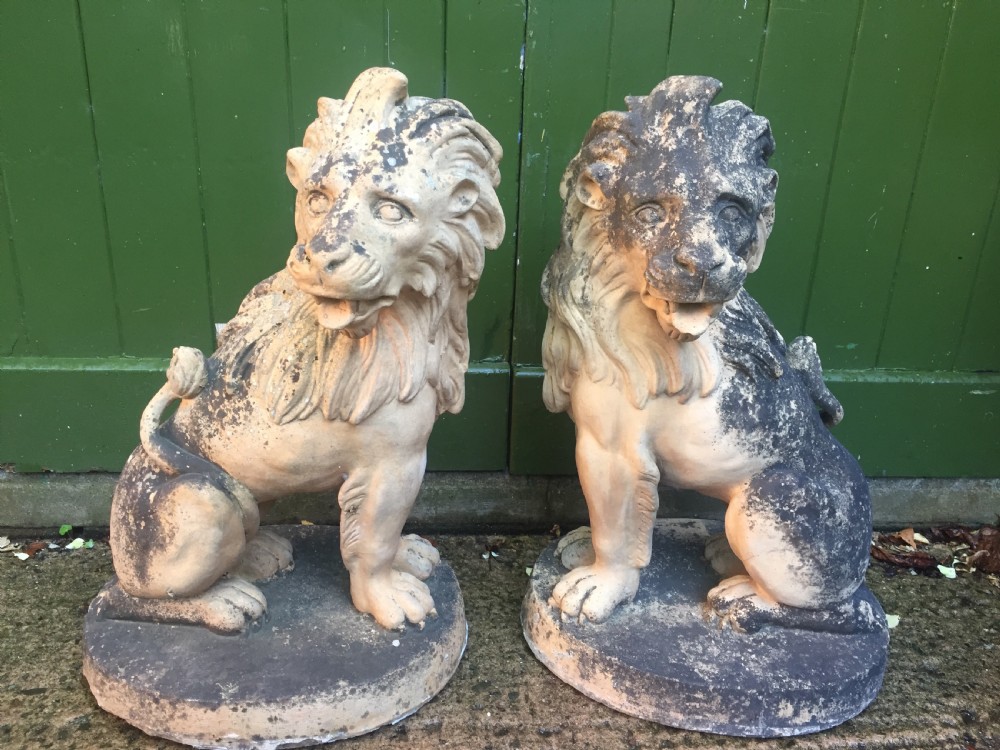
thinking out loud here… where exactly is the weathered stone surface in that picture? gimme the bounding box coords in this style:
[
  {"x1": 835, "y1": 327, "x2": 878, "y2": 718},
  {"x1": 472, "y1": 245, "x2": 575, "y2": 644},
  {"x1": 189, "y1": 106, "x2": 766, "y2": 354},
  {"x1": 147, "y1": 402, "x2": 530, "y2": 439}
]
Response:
[
  {"x1": 523, "y1": 520, "x2": 889, "y2": 737},
  {"x1": 96, "y1": 66, "x2": 503, "y2": 637},
  {"x1": 533, "y1": 75, "x2": 888, "y2": 734},
  {"x1": 83, "y1": 525, "x2": 466, "y2": 749}
]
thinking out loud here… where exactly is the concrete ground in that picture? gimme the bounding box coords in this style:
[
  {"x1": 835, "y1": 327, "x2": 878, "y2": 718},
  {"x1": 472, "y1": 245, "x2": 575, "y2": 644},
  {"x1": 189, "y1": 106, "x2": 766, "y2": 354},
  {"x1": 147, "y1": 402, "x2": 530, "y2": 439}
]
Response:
[{"x1": 1, "y1": 530, "x2": 998, "y2": 750}]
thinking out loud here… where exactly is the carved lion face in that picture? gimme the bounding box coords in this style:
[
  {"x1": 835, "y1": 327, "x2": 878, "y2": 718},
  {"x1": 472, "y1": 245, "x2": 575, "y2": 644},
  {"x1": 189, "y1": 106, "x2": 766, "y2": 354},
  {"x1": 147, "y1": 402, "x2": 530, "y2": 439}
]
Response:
[
  {"x1": 284, "y1": 68, "x2": 503, "y2": 338},
  {"x1": 565, "y1": 76, "x2": 777, "y2": 341}
]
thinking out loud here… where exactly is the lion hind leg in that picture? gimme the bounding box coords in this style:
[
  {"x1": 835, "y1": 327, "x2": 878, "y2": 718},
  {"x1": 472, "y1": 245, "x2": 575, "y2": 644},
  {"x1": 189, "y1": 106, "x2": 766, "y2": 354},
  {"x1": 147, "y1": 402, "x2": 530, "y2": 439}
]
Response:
[
  {"x1": 705, "y1": 575, "x2": 885, "y2": 635},
  {"x1": 113, "y1": 473, "x2": 249, "y2": 601},
  {"x1": 94, "y1": 576, "x2": 267, "y2": 635}
]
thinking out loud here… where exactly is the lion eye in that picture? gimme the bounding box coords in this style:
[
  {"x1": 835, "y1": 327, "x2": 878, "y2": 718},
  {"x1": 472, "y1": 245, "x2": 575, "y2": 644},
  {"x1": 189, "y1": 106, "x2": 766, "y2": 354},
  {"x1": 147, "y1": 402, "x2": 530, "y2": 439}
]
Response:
[
  {"x1": 634, "y1": 204, "x2": 665, "y2": 225},
  {"x1": 306, "y1": 190, "x2": 331, "y2": 216},
  {"x1": 374, "y1": 200, "x2": 409, "y2": 224},
  {"x1": 718, "y1": 202, "x2": 747, "y2": 224}
]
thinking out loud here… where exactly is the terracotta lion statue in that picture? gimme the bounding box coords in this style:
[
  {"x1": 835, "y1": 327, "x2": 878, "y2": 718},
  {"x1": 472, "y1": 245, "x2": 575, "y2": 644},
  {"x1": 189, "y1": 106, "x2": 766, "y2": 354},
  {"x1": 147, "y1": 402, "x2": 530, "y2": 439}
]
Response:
[
  {"x1": 97, "y1": 68, "x2": 504, "y2": 633},
  {"x1": 541, "y1": 76, "x2": 881, "y2": 633}
]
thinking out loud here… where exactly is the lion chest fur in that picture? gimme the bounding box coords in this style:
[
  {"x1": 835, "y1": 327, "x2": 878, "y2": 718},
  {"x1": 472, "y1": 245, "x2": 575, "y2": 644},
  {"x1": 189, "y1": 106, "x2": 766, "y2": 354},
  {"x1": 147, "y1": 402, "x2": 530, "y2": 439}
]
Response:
[{"x1": 161, "y1": 272, "x2": 443, "y2": 501}]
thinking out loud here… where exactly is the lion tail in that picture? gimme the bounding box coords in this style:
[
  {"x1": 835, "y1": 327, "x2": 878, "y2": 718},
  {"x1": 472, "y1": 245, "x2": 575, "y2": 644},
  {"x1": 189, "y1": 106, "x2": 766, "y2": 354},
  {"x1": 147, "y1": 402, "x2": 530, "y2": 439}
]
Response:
[{"x1": 139, "y1": 347, "x2": 222, "y2": 478}]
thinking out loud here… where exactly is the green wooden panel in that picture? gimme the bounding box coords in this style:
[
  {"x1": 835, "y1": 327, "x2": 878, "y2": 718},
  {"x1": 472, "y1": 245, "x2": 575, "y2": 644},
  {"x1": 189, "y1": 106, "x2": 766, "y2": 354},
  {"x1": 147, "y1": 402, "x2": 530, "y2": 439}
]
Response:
[
  {"x1": 826, "y1": 371, "x2": 1000, "y2": 478},
  {"x1": 184, "y1": 0, "x2": 296, "y2": 323},
  {"x1": 877, "y1": 0, "x2": 1000, "y2": 370},
  {"x1": 804, "y1": 0, "x2": 953, "y2": 369},
  {"x1": 954, "y1": 185, "x2": 1000, "y2": 371},
  {"x1": 509, "y1": 367, "x2": 574, "y2": 475},
  {"x1": 427, "y1": 366, "x2": 510, "y2": 471},
  {"x1": 286, "y1": 0, "x2": 393, "y2": 134},
  {"x1": 746, "y1": 0, "x2": 860, "y2": 338},
  {"x1": 385, "y1": 0, "x2": 445, "y2": 96},
  {"x1": 0, "y1": 0, "x2": 120, "y2": 356},
  {"x1": 511, "y1": 367, "x2": 1000, "y2": 478},
  {"x1": 0, "y1": 359, "x2": 508, "y2": 472},
  {"x1": 665, "y1": 0, "x2": 768, "y2": 105},
  {"x1": 514, "y1": 0, "x2": 614, "y2": 365},
  {"x1": 604, "y1": 0, "x2": 674, "y2": 109},
  {"x1": 445, "y1": 0, "x2": 526, "y2": 361},
  {"x1": 0, "y1": 170, "x2": 22, "y2": 355},
  {"x1": 0, "y1": 358, "x2": 166, "y2": 472},
  {"x1": 78, "y1": 0, "x2": 214, "y2": 356}
]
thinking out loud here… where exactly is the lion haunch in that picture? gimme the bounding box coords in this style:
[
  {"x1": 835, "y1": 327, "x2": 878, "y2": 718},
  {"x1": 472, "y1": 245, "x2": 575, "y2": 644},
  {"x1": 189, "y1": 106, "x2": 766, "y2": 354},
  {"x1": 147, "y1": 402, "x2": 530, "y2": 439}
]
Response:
[
  {"x1": 99, "y1": 68, "x2": 504, "y2": 634},
  {"x1": 541, "y1": 76, "x2": 881, "y2": 635}
]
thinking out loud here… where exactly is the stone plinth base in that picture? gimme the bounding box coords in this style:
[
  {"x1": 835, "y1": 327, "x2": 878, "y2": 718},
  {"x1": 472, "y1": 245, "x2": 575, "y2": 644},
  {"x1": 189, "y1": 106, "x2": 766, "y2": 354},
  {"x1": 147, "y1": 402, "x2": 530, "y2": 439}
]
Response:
[
  {"x1": 83, "y1": 525, "x2": 466, "y2": 749},
  {"x1": 522, "y1": 520, "x2": 889, "y2": 737}
]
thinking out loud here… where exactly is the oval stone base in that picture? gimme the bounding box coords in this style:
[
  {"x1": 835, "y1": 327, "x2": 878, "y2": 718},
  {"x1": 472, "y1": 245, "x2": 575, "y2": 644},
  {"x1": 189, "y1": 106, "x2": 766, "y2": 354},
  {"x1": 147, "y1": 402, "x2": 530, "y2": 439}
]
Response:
[
  {"x1": 522, "y1": 519, "x2": 889, "y2": 737},
  {"x1": 83, "y1": 525, "x2": 466, "y2": 749}
]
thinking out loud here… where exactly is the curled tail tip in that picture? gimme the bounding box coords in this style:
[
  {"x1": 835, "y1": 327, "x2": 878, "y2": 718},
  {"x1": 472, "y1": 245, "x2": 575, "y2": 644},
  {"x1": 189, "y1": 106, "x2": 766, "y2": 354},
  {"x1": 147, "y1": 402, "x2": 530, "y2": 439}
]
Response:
[{"x1": 167, "y1": 346, "x2": 208, "y2": 399}]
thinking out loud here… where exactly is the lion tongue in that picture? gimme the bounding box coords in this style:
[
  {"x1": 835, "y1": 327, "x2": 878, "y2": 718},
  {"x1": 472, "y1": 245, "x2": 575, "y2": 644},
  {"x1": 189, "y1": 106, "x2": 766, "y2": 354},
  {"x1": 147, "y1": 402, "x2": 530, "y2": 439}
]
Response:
[
  {"x1": 315, "y1": 299, "x2": 358, "y2": 330},
  {"x1": 665, "y1": 301, "x2": 722, "y2": 338}
]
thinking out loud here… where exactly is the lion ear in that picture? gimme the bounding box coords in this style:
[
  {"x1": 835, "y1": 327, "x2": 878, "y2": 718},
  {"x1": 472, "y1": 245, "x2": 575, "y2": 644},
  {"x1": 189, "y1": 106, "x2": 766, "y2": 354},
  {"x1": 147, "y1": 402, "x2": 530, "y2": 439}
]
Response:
[
  {"x1": 450, "y1": 179, "x2": 505, "y2": 250},
  {"x1": 575, "y1": 163, "x2": 614, "y2": 211},
  {"x1": 286, "y1": 147, "x2": 312, "y2": 190}
]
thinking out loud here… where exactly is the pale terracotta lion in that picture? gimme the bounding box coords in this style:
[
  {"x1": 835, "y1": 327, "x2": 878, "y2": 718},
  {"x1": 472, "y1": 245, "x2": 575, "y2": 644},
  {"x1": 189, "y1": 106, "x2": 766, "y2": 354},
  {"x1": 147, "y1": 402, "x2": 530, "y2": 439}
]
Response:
[
  {"x1": 541, "y1": 76, "x2": 880, "y2": 634},
  {"x1": 97, "y1": 68, "x2": 504, "y2": 632}
]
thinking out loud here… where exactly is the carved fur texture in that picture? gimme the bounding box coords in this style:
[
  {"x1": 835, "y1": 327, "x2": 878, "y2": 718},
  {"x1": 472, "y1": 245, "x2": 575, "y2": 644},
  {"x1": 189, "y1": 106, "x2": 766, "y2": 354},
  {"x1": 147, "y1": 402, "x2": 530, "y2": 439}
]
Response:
[
  {"x1": 103, "y1": 68, "x2": 503, "y2": 633},
  {"x1": 541, "y1": 77, "x2": 878, "y2": 634}
]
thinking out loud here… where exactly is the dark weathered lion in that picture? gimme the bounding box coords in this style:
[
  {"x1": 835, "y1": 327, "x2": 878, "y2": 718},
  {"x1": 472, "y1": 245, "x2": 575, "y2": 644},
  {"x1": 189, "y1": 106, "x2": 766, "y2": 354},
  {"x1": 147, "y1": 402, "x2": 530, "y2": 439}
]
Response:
[
  {"x1": 99, "y1": 68, "x2": 504, "y2": 633},
  {"x1": 542, "y1": 76, "x2": 879, "y2": 633}
]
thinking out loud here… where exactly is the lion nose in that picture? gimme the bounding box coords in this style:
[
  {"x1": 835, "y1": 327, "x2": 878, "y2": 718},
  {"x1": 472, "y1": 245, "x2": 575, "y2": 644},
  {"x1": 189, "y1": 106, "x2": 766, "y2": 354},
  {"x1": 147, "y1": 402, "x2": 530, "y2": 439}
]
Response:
[{"x1": 674, "y1": 244, "x2": 726, "y2": 276}]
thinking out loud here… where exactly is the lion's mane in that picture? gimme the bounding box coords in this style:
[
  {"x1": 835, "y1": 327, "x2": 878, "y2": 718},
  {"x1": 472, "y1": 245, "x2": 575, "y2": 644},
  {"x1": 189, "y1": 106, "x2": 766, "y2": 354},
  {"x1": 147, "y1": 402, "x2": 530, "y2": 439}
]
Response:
[
  {"x1": 542, "y1": 77, "x2": 786, "y2": 414},
  {"x1": 214, "y1": 74, "x2": 503, "y2": 426}
]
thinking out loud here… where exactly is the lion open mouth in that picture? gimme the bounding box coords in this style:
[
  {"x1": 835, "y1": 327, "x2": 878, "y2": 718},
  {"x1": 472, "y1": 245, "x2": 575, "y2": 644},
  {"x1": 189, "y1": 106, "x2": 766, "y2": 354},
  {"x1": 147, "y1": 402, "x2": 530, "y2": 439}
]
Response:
[
  {"x1": 314, "y1": 296, "x2": 395, "y2": 334},
  {"x1": 641, "y1": 291, "x2": 723, "y2": 341}
]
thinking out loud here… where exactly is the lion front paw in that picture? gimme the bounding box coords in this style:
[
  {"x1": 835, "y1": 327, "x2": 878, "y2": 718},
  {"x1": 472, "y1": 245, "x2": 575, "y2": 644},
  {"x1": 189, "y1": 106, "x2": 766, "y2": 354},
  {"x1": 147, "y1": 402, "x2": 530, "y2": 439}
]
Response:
[
  {"x1": 229, "y1": 530, "x2": 294, "y2": 582},
  {"x1": 352, "y1": 570, "x2": 437, "y2": 631},
  {"x1": 392, "y1": 534, "x2": 440, "y2": 580},
  {"x1": 549, "y1": 564, "x2": 640, "y2": 624}
]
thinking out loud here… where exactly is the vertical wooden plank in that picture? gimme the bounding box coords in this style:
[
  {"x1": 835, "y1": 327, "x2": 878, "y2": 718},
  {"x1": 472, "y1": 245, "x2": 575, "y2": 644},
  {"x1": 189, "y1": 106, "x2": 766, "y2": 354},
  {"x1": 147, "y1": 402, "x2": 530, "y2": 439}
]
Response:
[
  {"x1": 665, "y1": 0, "x2": 768, "y2": 104},
  {"x1": 605, "y1": 0, "x2": 674, "y2": 109},
  {"x1": 79, "y1": 0, "x2": 214, "y2": 356},
  {"x1": 954, "y1": 186, "x2": 1000, "y2": 371},
  {"x1": 747, "y1": 0, "x2": 860, "y2": 338},
  {"x1": 513, "y1": 0, "x2": 614, "y2": 365},
  {"x1": 0, "y1": 170, "x2": 24, "y2": 354},
  {"x1": 446, "y1": 0, "x2": 526, "y2": 361},
  {"x1": 286, "y1": 0, "x2": 386, "y2": 135},
  {"x1": 184, "y1": 0, "x2": 296, "y2": 322},
  {"x1": 877, "y1": 0, "x2": 1000, "y2": 370},
  {"x1": 386, "y1": 0, "x2": 445, "y2": 97},
  {"x1": 805, "y1": 0, "x2": 953, "y2": 369},
  {"x1": 0, "y1": 0, "x2": 121, "y2": 356}
]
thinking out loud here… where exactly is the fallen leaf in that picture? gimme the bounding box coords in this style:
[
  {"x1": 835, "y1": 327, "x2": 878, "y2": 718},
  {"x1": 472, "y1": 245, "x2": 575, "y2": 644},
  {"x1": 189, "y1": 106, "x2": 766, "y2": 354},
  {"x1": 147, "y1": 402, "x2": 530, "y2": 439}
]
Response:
[
  {"x1": 871, "y1": 544, "x2": 938, "y2": 570},
  {"x1": 59, "y1": 524, "x2": 73, "y2": 536},
  {"x1": 886, "y1": 614, "x2": 900, "y2": 629},
  {"x1": 24, "y1": 541, "x2": 47, "y2": 558},
  {"x1": 65, "y1": 538, "x2": 85, "y2": 550},
  {"x1": 13, "y1": 552, "x2": 29, "y2": 561},
  {"x1": 525, "y1": 567, "x2": 533, "y2": 576},
  {"x1": 937, "y1": 565, "x2": 957, "y2": 579},
  {"x1": 897, "y1": 528, "x2": 916, "y2": 548},
  {"x1": 913, "y1": 532, "x2": 930, "y2": 545},
  {"x1": 85, "y1": 539, "x2": 95, "y2": 549},
  {"x1": 300, "y1": 520, "x2": 314, "y2": 526}
]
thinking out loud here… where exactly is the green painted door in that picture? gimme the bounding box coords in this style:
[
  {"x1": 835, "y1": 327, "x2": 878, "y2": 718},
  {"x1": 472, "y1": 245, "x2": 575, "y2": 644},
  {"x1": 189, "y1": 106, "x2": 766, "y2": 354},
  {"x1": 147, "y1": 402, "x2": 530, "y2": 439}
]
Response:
[{"x1": 2, "y1": 0, "x2": 998, "y2": 477}]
